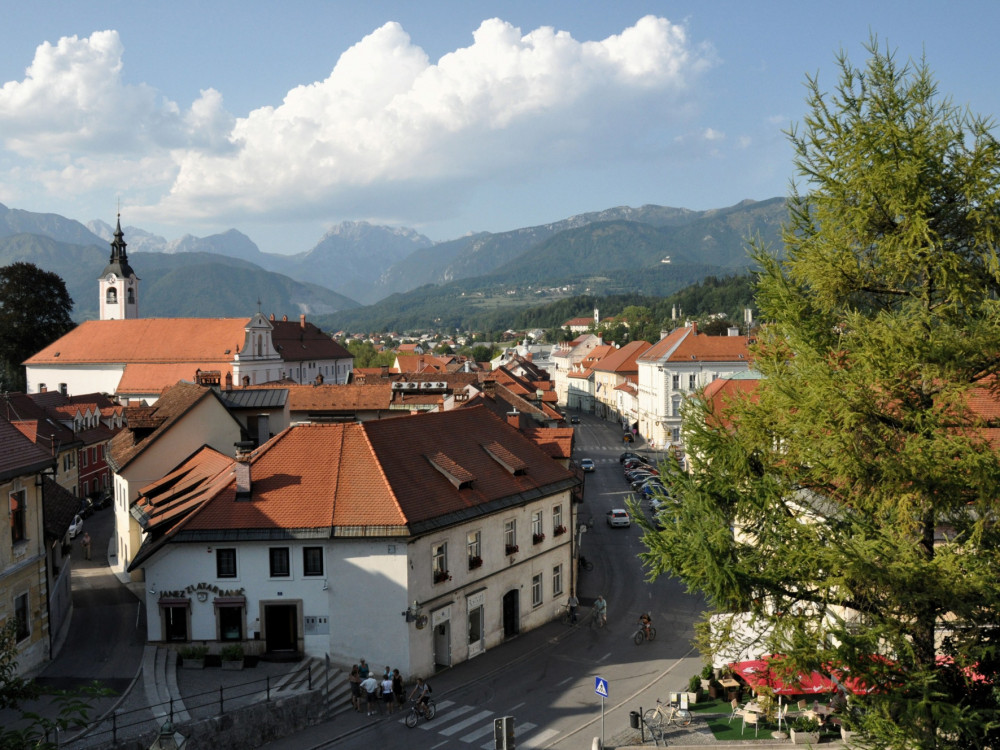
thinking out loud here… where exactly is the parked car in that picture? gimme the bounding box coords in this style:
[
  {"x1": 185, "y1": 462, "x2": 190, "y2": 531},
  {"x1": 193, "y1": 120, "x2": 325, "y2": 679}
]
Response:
[
  {"x1": 625, "y1": 469, "x2": 655, "y2": 483},
  {"x1": 607, "y1": 509, "x2": 631, "y2": 528},
  {"x1": 619, "y1": 451, "x2": 649, "y2": 464},
  {"x1": 91, "y1": 489, "x2": 112, "y2": 510},
  {"x1": 68, "y1": 515, "x2": 83, "y2": 538},
  {"x1": 570, "y1": 416, "x2": 581, "y2": 425},
  {"x1": 580, "y1": 458, "x2": 595, "y2": 472},
  {"x1": 77, "y1": 497, "x2": 94, "y2": 519},
  {"x1": 631, "y1": 476, "x2": 659, "y2": 491},
  {"x1": 641, "y1": 482, "x2": 667, "y2": 499},
  {"x1": 623, "y1": 458, "x2": 649, "y2": 470}
]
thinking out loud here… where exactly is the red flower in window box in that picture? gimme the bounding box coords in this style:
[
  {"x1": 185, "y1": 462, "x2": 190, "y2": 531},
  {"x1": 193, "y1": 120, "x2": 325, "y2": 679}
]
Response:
[
  {"x1": 553, "y1": 525, "x2": 567, "y2": 537},
  {"x1": 505, "y1": 544, "x2": 519, "y2": 555},
  {"x1": 532, "y1": 533, "x2": 546, "y2": 544},
  {"x1": 468, "y1": 555, "x2": 483, "y2": 570},
  {"x1": 433, "y1": 570, "x2": 451, "y2": 583}
]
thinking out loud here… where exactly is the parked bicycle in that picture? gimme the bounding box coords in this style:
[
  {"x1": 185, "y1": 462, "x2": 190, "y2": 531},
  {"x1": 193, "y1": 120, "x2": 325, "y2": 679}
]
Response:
[
  {"x1": 578, "y1": 555, "x2": 594, "y2": 572},
  {"x1": 633, "y1": 623, "x2": 656, "y2": 645},
  {"x1": 404, "y1": 698, "x2": 437, "y2": 727},
  {"x1": 643, "y1": 698, "x2": 691, "y2": 735},
  {"x1": 559, "y1": 603, "x2": 578, "y2": 625}
]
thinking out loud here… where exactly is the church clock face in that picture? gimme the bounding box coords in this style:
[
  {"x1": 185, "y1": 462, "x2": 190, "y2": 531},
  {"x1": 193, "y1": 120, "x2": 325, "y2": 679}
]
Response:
[{"x1": 106, "y1": 273, "x2": 117, "y2": 283}]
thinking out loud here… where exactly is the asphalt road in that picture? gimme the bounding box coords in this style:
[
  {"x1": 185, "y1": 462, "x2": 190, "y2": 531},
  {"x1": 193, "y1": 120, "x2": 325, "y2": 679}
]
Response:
[{"x1": 281, "y1": 411, "x2": 707, "y2": 750}]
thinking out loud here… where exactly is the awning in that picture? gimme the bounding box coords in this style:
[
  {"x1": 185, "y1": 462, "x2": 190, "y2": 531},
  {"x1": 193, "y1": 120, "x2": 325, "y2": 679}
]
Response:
[
  {"x1": 213, "y1": 596, "x2": 247, "y2": 609},
  {"x1": 157, "y1": 597, "x2": 190, "y2": 608}
]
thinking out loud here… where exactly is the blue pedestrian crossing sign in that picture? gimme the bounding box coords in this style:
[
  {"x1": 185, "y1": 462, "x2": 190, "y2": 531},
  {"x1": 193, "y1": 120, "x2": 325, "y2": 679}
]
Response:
[{"x1": 595, "y1": 677, "x2": 609, "y2": 697}]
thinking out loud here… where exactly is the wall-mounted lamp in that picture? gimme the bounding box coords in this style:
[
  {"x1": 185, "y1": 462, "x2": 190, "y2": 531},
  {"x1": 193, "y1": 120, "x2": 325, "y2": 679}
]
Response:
[
  {"x1": 322, "y1": 579, "x2": 329, "y2": 591},
  {"x1": 149, "y1": 583, "x2": 157, "y2": 595},
  {"x1": 401, "y1": 600, "x2": 421, "y2": 623}
]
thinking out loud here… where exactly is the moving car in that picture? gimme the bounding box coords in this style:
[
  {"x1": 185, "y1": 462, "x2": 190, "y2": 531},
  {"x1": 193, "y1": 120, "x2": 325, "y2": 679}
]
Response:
[
  {"x1": 580, "y1": 458, "x2": 595, "y2": 472},
  {"x1": 68, "y1": 515, "x2": 83, "y2": 538},
  {"x1": 607, "y1": 509, "x2": 631, "y2": 528},
  {"x1": 570, "y1": 416, "x2": 581, "y2": 425}
]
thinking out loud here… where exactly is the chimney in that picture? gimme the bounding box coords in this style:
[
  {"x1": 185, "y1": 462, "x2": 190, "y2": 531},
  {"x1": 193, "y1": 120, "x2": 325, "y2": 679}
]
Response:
[
  {"x1": 255, "y1": 415, "x2": 270, "y2": 446},
  {"x1": 225, "y1": 371, "x2": 233, "y2": 391},
  {"x1": 300, "y1": 314, "x2": 306, "y2": 329},
  {"x1": 234, "y1": 441, "x2": 254, "y2": 500},
  {"x1": 39, "y1": 384, "x2": 47, "y2": 393},
  {"x1": 282, "y1": 315, "x2": 288, "y2": 322},
  {"x1": 507, "y1": 409, "x2": 524, "y2": 430},
  {"x1": 727, "y1": 327, "x2": 740, "y2": 337},
  {"x1": 269, "y1": 313, "x2": 275, "y2": 321},
  {"x1": 483, "y1": 379, "x2": 497, "y2": 397}
]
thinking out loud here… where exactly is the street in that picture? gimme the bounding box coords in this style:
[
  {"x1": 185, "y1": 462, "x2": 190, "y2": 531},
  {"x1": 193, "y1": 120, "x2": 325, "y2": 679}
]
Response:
[{"x1": 273, "y1": 412, "x2": 706, "y2": 750}]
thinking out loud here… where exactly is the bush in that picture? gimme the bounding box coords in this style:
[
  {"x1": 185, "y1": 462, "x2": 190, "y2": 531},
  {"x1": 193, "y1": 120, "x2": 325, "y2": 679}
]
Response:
[
  {"x1": 791, "y1": 715, "x2": 820, "y2": 732},
  {"x1": 220, "y1": 644, "x2": 245, "y2": 661},
  {"x1": 179, "y1": 645, "x2": 209, "y2": 660},
  {"x1": 687, "y1": 674, "x2": 702, "y2": 693}
]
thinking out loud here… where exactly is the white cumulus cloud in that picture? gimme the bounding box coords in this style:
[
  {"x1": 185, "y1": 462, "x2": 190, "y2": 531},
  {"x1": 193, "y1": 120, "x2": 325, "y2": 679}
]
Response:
[{"x1": 0, "y1": 17, "x2": 714, "y2": 228}]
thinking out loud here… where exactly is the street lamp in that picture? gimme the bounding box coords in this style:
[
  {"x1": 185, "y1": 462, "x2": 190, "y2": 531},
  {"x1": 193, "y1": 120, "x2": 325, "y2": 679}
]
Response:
[{"x1": 149, "y1": 720, "x2": 186, "y2": 749}]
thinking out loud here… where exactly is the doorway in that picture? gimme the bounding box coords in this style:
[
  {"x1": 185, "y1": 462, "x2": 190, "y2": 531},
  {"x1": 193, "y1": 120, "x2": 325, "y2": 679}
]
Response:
[
  {"x1": 502, "y1": 590, "x2": 520, "y2": 638},
  {"x1": 163, "y1": 606, "x2": 188, "y2": 642},
  {"x1": 264, "y1": 604, "x2": 298, "y2": 653},
  {"x1": 434, "y1": 620, "x2": 452, "y2": 668}
]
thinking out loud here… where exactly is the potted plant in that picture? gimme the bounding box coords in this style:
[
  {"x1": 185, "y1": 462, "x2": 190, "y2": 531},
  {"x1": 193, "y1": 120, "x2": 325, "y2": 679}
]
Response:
[
  {"x1": 220, "y1": 643, "x2": 245, "y2": 670},
  {"x1": 505, "y1": 544, "x2": 519, "y2": 555},
  {"x1": 699, "y1": 663, "x2": 714, "y2": 694},
  {"x1": 433, "y1": 569, "x2": 451, "y2": 583},
  {"x1": 179, "y1": 644, "x2": 208, "y2": 669},
  {"x1": 553, "y1": 524, "x2": 567, "y2": 537},
  {"x1": 685, "y1": 673, "x2": 701, "y2": 705},
  {"x1": 790, "y1": 715, "x2": 821, "y2": 745},
  {"x1": 532, "y1": 532, "x2": 545, "y2": 544},
  {"x1": 468, "y1": 555, "x2": 483, "y2": 570}
]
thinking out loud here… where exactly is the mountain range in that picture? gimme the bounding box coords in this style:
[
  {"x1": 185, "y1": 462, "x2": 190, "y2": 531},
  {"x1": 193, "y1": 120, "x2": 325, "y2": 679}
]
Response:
[{"x1": 0, "y1": 197, "x2": 787, "y2": 331}]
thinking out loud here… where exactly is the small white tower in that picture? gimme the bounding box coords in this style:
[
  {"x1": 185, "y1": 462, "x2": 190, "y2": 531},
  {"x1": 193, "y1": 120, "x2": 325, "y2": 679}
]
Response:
[{"x1": 98, "y1": 214, "x2": 139, "y2": 320}]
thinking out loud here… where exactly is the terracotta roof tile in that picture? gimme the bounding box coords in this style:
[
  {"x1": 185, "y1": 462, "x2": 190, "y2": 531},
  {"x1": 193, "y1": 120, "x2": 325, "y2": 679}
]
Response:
[{"x1": 0, "y1": 416, "x2": 55, "y2": 481}]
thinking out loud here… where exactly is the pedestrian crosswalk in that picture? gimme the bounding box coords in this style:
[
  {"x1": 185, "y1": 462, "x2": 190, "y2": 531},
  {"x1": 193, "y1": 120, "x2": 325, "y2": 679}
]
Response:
[{"x1": 401, "y1": 700, "x2": 560, "y2": 749}]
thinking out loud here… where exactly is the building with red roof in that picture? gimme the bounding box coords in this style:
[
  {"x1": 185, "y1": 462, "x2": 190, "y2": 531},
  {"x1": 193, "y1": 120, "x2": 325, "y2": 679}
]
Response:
[
  {"x1": 127, "y1": 406, "x2": 579, "y2": 677},
  {"x1": 637, "y1": 323, "x2": 754, "y2": 453}
]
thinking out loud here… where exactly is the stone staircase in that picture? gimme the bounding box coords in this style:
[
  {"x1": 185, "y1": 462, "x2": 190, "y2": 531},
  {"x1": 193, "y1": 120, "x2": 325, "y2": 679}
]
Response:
[
  {"x1": 142, "y1": 644, "x2": 190, "y2": 725},
  {"x1": 271, "y1": 656, "x2": 349, "y2": 718}
]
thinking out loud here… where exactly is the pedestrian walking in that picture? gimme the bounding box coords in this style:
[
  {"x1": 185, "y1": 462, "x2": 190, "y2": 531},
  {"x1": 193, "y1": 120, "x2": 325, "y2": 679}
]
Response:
[
  {"x1": 348, "y1": 665, "x2": 363, "y2": 712},
  {"x1": 361, "y1": 673, "x2": 379, "y2": 716},
  {"x1": 381, "y1": 671, "x2": 396, "y2": 714},
  {"x1": 81, "y1": 531, "x2": 92, "y2": 560},
  {"x1": 392, "y1": 668, "x2": 405, "y2": 708}
]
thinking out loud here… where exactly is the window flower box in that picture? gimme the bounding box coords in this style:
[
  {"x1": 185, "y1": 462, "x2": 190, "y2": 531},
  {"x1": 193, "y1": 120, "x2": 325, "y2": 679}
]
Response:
[
  {"x1": 433, "y1": 569, "x2": 451, "y2": 584},
  {"x1": 553, "y1": 525, "x2": 567, "y2": 537},
  {"x1": 532, "y1": 533, "x2": 545, "y2": 545},
  {"x1": 468, "y1": 555, "x2": 483, "y2": 570},
  {"x1": 505, "y1": 544, "x2": 519, "y2": 555}
]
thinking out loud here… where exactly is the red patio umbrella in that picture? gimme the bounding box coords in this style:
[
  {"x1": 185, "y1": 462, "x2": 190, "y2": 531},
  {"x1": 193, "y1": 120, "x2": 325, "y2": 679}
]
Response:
[{"x1": 730, "y1": 656, "x2": 837, "y2": 695}]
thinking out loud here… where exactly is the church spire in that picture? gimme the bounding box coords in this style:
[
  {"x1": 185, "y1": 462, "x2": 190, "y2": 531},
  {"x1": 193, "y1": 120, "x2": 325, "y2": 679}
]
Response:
[{"x1": 99, "y1": 212, "x2": 140, "y2": 320}]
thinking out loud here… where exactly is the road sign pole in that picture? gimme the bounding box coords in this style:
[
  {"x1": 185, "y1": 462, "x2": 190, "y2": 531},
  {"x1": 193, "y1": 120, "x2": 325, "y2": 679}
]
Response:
[{"x1": 601, "y1": 695, "x2": 605, "y2": 747}]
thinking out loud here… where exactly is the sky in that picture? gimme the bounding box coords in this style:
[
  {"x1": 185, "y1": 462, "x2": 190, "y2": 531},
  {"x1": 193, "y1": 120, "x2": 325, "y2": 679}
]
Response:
[{"x1": 2, "y1": 1, "x2": 1000, "y2": 255}]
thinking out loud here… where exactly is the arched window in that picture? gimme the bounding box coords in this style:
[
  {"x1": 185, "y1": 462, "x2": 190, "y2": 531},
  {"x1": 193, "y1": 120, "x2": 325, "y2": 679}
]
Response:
[
  {"x1": 106, "y1": 287, "x2": 117, "y2": 304},
  {"x1": 255, "y1": 334, "x2": 262, "y2": 357},
  {"x1": 127, "y1": 288, "x2": 135, "y2": 304}
]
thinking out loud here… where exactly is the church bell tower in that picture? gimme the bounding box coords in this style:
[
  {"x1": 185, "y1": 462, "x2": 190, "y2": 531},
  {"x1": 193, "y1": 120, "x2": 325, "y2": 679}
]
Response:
[{"x1": 98, "y1": 214, "x2": 139, "y2": 320}]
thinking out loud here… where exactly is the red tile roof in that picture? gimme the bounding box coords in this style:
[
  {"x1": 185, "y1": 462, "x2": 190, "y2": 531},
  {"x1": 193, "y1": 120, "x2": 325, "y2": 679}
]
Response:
[
  {"x1": 639, "y1": 326, "x2": 751, "y2": 364},
  {"x1": 591, "y1": 340, "x2": 653, "y2": 374},
  {"x1": 0, "y1": 416, "x2": 55, "y2": 481},
  {"x1": 131, "y1": 406, "x2": 578, "y2": 551}
]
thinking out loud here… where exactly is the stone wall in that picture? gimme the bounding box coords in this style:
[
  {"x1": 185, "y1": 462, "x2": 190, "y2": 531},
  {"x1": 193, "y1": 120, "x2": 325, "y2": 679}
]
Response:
[{"x1": 80, "y1": 690, "x2": 326, "y2": 750}]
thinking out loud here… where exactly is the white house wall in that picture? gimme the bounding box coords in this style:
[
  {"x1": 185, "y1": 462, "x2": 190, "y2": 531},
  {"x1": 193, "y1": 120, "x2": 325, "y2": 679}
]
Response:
[
  {"x1": 26, "y1": 364, "x2": 125, "y2": 398},
  {"x1": 403, "y1": 490, "x2": 574, "y2": 677},
  {"x1": 112, "y1": 399, "x2": 242, "y2": 580}
]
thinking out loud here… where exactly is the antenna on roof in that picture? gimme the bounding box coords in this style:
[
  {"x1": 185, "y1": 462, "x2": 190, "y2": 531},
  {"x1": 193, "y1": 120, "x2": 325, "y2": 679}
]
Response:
[{"x1": 256, "y1": 297, "x2": 262, "y2": 314}]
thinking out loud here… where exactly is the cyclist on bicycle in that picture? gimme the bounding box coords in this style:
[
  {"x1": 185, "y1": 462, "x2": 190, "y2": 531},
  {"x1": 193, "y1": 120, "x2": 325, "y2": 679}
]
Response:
[
  {"x1": 408, "y1": 677, "x2": 432, "y2": 717},
  {"x1": 593, "y1": 595, "x2": 607, "y2": 625},
  {"x1": 639, "y1": 612, "x2": 653, "y2": 639}
]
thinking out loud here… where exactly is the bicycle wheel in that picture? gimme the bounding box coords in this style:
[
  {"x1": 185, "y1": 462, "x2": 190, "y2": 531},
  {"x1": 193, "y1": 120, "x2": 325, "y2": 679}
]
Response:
[
  {"x1": 405, "y1": 710, "x2": 418, "y2": 728},
  {"x1": 633, "y1": 629, "x2": 644, "y2": 645},
  {"x1": 643, "y1": 708, "x2": 663, "y2": 735},
  {"x1": 425, "y1": 700, "x2": 437, "y2": 719},
  {"x1": 648, "y1": 626, "x2": 656, "y2": 641},
  {"x1": 676, "y1": 708, "x2": 692, "y2": 727}
]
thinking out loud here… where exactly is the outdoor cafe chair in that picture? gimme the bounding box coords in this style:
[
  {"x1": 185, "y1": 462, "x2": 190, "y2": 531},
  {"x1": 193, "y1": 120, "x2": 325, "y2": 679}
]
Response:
[
  {"x1": 776, "y1": 703, "x2": 789, "y2": 732},
  {"x1": 727, "y1": 698, "x2": 746, "y2": 724},
  {"x1": 742, "y1": 711, "x2": 760, "y2": 737}
]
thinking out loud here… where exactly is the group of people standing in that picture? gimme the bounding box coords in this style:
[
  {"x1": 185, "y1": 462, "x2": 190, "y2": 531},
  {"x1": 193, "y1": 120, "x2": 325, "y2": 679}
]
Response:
[{"x1": 349, "y1": 659, "x2": 406, "y2": 716}]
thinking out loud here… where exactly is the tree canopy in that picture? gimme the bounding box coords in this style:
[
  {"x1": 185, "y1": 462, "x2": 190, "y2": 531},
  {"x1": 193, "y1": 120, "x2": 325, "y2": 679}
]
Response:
[
  {"x1": 639, "y1": 40, "x2": 1000, "y2": 748},
  {"x1": 0, "y1": 262, "x2": 74, "y2": 391}
]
